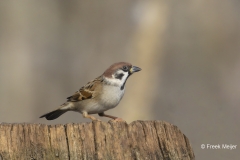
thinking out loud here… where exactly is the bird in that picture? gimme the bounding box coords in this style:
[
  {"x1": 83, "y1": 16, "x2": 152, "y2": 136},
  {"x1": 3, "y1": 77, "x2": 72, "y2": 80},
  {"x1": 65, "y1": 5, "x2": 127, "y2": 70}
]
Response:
[{"x1": 40, "y1": 62, "x2": 141, "y2": 122}]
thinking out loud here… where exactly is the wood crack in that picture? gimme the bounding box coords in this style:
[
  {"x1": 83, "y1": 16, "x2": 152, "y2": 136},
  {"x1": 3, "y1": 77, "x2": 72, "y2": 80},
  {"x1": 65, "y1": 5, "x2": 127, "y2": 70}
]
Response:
[
  {"x1": 64, "y1": 124, "x2": 70, "y2": 160},
  {"x1": 154, "y1": 121, "x2": 165, "y2": 159}
]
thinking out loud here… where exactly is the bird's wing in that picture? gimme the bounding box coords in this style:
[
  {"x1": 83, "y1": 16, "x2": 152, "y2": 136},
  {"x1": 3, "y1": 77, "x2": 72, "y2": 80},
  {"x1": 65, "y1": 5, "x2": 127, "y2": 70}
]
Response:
[{"x1": 66, "y1": 76, "x2": 103, "y2": 102}]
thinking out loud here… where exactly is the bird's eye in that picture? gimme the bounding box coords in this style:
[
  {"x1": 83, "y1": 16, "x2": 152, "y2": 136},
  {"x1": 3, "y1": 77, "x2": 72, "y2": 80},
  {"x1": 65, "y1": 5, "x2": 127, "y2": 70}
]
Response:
[{"x1": 122, "y1": 66, "x2": 128, "y2": 71}]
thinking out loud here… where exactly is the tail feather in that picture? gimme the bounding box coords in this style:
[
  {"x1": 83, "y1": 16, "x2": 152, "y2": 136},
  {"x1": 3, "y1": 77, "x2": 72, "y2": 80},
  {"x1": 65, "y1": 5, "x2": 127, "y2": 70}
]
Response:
[{"x1": 40, "y1": 109, "x2": 68, "y2": 120}]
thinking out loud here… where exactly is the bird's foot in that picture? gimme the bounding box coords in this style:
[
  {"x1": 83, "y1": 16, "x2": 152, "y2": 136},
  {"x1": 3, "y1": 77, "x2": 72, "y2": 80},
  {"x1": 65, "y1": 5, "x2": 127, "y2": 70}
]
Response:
[
  {"x1": 92, "y1": 118, "x2": 102, "y2": 122},
  {"x1": 109, "y1": 118, "x2": 126, "y2": 122}
]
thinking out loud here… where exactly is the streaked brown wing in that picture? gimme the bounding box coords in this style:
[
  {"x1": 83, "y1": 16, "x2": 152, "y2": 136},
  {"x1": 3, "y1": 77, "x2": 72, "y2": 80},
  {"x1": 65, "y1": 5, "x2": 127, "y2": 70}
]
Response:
[{"x1": 67, "y1": 76, "x2": 103, "y2": 102}]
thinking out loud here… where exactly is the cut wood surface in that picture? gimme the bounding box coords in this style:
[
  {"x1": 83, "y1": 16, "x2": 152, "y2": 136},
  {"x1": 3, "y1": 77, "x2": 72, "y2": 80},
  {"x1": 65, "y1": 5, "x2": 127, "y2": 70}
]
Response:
[{"x1": 0, "y1": 121, "x2": 195, "y2": 160}]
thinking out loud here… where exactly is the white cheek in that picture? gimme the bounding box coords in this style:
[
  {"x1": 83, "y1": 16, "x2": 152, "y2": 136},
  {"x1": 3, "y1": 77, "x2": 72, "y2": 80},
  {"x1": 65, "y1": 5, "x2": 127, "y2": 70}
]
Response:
[
  {"x1": 104, "y1": 71, "x2": 129, "y2": 87},
  {"x1": 121, "y1": 73, "x2": 128, "y2": 83},
  {"x1": 109, "y1": 77, "x2": 124, "y2": 86}
]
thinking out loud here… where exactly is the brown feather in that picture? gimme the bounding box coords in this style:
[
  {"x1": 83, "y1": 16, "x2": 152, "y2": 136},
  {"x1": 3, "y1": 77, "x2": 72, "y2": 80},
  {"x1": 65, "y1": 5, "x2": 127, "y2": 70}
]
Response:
[{"x1": 67, "y1": 76, "x2": 103, "y2": 102}]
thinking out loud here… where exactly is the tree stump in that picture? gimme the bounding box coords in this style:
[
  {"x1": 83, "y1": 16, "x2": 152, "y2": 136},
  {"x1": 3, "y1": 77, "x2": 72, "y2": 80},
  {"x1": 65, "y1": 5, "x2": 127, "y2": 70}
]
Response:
[{"x1": 0, "y1": 121, "x2": 194, "y2": 160}]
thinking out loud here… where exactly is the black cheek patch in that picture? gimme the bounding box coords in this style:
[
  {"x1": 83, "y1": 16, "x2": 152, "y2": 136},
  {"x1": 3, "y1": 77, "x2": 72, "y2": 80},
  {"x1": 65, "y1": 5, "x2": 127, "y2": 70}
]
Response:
[{"x1": 115, "y1": 73, "x2": 124, "y2": 80}]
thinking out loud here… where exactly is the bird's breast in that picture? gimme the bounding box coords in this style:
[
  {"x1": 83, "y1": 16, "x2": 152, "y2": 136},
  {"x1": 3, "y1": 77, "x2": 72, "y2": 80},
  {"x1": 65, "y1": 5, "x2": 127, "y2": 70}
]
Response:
[{"x1": 100, "y1": 85, "x2": 125, "y2": 109}]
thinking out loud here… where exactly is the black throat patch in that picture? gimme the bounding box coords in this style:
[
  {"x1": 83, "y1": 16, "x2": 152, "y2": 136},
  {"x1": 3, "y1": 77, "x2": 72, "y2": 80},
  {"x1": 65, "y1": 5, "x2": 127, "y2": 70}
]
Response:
[
  {"x1": 120, "y1": 84, "x2": 125, "y2": 90},
  {"x1": 120, "y1": 74, "x2": 131, "y2": 90}
]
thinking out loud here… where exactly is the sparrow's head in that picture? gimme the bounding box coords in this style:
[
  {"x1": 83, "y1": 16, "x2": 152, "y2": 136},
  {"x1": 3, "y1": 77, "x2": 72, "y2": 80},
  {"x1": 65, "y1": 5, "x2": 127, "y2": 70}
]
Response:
[{"x1": 103, "y1": 62, "x2": 141, "y2": 89}]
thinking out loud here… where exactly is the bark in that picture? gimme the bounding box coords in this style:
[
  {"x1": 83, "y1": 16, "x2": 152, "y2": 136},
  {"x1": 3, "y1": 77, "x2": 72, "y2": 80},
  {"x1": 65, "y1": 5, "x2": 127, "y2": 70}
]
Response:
[{"x1": 0, "y1": 121, "x2": 195, "y2": 160}]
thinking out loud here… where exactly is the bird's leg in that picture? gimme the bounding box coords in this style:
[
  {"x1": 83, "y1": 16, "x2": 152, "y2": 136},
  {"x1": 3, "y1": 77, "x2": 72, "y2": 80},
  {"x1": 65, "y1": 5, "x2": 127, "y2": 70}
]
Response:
[
  {"x1": 83, "y1": 112, "x2": 101, "y2": 121},
  {"x1": 98, "y1": 112, "x2": 125, "y2": 122}
]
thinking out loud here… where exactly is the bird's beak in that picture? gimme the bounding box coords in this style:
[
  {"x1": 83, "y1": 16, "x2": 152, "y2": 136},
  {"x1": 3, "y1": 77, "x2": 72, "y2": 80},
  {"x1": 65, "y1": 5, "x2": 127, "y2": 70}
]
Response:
[{"x1": 130, "y1": 66, "x2": 141, "y2": 74}]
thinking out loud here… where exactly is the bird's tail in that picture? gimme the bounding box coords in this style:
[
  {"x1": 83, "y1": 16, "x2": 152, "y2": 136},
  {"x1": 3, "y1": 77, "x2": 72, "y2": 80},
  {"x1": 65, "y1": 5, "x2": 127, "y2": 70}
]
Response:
[
  {"x1": 39, "y1": 103, "x2": 71, "y2": 120},
  {"x1": 39, "y1": 109, "x2": 67, "y2": 120}
]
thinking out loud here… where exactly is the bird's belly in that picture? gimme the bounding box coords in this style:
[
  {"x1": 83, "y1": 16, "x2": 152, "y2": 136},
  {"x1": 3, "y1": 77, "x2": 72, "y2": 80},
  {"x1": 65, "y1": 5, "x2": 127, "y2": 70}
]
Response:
[
  {"x1": 85, "y1": 86, "x2": 124, "y2": 114},
  {"x1": 74, "y1": 86, "x2": 124, "y2": 114},
  {"x1": 72, "y1": 100, "x2": 99, "y2": 114}
]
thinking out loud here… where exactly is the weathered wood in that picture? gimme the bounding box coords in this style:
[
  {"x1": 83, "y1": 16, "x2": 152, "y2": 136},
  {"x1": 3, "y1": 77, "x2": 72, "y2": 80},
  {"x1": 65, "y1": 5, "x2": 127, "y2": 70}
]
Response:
[{"x1": 0, "y1": 121, "x2": 195, "y2": 160}]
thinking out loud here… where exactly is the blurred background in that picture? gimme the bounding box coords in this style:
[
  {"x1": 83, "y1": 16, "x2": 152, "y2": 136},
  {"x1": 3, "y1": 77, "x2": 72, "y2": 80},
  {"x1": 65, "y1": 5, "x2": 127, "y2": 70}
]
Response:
[{"x1": 0, "y1": 0, "x2": 240, "y2": 159}]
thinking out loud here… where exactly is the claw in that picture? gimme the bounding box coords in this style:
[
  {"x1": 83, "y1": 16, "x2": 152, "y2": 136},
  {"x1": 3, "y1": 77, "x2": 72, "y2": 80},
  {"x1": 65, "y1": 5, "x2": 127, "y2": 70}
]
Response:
[
  {"x1": 93, "y1": 118, "x2": 102, "y2": 122},
  {"x1": 109, "y1": 118, "x2": 126, "y2": 122}
]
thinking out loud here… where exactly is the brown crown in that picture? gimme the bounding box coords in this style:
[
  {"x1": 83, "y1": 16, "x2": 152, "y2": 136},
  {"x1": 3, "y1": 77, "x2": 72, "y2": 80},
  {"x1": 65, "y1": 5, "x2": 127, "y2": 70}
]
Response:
[{"x1": 103, "y1": 62, "x2": 132, "y2": 78}]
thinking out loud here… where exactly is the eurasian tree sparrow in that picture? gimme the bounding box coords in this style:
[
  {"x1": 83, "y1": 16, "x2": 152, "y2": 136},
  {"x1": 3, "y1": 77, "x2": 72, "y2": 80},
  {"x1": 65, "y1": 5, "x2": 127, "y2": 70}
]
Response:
[{"x1": 40, "y1": 62, "x2": 141, "y2": 121}]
